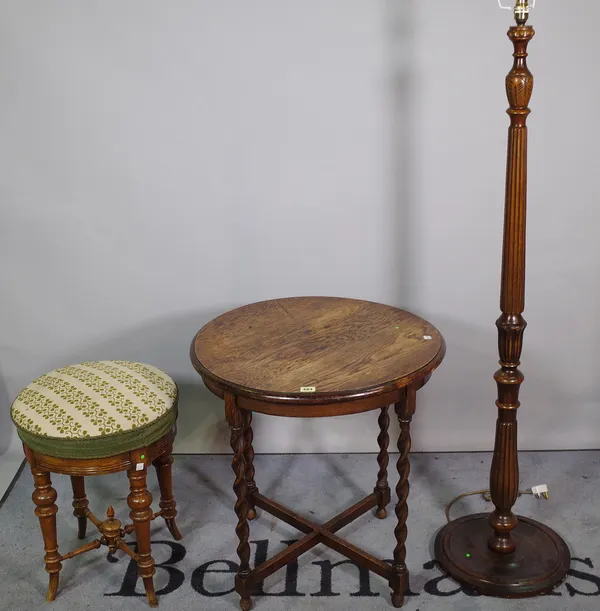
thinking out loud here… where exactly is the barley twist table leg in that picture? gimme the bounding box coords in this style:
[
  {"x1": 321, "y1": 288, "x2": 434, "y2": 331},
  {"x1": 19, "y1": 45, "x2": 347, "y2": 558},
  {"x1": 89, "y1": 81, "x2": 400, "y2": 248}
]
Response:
[
  {"x1": 244, "y1": 410, "x2": 258, "y2": 520},
  {"x1": 391, "y1": 386, "x2": 416, "y2": 608},
  {"x1": 375, "y1": 405, "x2": 391, "y2": 519},
  {"x1": 226, "y1": 393, "x2": 253, "y2": 611}
]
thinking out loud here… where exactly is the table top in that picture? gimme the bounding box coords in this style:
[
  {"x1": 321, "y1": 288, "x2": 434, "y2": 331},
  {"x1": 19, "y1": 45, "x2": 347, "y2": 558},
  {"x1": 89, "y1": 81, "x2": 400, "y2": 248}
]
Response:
[{"x1": 191, "y1": 296, "x2": 444, "y2": 405}]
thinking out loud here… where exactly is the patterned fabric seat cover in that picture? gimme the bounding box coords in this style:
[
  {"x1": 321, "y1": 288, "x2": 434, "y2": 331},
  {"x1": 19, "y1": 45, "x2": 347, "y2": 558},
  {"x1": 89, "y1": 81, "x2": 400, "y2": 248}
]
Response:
[{"x1": 11, "y1": 361, "x2": 178, "y2": 459}]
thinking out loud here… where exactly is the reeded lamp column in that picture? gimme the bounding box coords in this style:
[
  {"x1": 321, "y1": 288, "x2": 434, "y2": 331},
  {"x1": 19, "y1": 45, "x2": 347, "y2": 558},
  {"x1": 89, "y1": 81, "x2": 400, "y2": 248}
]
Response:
[{"x1": 434, "y1": 0, "x2": 570, "y2": 597}]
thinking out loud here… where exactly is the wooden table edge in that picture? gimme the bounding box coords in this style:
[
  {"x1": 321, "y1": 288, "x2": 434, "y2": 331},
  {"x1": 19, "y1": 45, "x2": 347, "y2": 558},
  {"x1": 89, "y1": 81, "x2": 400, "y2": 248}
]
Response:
[{"x1": 190, "y1": 334, "x2": 445, "y2": 416}]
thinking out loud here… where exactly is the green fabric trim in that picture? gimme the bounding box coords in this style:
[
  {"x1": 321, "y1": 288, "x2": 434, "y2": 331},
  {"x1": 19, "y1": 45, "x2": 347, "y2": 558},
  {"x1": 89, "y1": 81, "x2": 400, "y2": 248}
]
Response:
[{"x1": 15, "y1": 403, "x2": 178, "y2": 459}]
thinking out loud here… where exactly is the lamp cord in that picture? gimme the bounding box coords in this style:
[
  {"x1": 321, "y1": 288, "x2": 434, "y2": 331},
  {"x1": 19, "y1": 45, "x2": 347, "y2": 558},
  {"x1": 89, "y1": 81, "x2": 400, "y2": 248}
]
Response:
[{"x1": 444, "y1": 489, "x2": 533, "y2": 523}]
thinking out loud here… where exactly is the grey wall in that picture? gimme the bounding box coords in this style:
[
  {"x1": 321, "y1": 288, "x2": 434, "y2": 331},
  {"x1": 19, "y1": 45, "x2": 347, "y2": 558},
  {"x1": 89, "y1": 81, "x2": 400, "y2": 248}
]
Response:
[{"x1": 1, "y1": 1, "x2": 599, "y2": 468}]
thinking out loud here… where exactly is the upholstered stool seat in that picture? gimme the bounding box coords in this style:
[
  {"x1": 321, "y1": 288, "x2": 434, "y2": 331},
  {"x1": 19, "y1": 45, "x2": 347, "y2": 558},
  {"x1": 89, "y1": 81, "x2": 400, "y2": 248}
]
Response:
[
  {"x1": 11, "y1": 361, "x2": 182, "y2": 607},
  {"x1": 12, "y1": 361, "x2": 178, "y2": 458}
]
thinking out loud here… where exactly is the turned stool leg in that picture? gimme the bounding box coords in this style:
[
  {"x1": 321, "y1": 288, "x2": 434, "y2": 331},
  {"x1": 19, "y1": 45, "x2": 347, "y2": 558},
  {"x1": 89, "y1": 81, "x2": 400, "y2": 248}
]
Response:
[
  {"x1": 390, "y1": 387, "x2": 416, "y2": 608},
  {"x1": 127, "y1": 450, "x2": 157, "y2": 608},
  {"x1": 375, "y1": 405, "x2": 391, "y2": 519},
  {"x1": 226, "y1": 394, "x2": 253, "y2": 611},
  {"x1": 153, "y1": 451, "x2": 183, "y2": 540},
  {"x1": 244, "y1": 411, "x2": 258, "y2": 521},
  {"x1": 70, "y1": 476, "x2": 89, "y2": 539},
  {"x1": 31, "y1": 467, "x2": 62, "y2": 601}
]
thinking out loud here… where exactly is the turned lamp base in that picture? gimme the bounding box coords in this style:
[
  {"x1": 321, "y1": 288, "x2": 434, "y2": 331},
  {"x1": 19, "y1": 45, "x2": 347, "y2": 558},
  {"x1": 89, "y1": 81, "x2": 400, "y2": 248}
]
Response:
[{"x1": 434, "y1": 513, "x2": 570, "y2": 598}]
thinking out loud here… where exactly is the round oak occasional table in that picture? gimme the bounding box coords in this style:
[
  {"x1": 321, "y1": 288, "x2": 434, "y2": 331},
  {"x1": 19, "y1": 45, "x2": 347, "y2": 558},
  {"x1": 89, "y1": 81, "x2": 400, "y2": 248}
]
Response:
[{"x1": 190, "y1": 296, "x2": 445, "y2": 610}]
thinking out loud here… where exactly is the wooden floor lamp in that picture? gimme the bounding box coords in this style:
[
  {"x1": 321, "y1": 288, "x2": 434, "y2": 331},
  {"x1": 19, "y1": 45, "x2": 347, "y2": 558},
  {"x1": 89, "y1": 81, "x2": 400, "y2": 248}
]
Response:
[{"x1": 434, "y1": 0, "x2": 571, "y2": 597}]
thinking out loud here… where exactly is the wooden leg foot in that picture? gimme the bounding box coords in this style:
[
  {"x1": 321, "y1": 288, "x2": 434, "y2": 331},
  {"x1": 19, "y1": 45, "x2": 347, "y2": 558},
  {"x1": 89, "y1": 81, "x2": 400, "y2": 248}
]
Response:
[
  {"x1": 76, "y1": 517, "x2": 87, "y2": 539},
  {"x1": 165, "y1": 518, "x2": 183, "y2": 541},
  {"x1": 375, "y1": 507, "x2": 388, "y2": 519},
  {"x1": 153, "y1": 451, "x2": 183, "y2": 541},
  {"x1": 240, "y1": 596, "x2": 253, "y2": 611},
  {"x1": 46, "y1": 573, "x2": 59, "y2": 602},
  {"x1": 143, "y1": 577, "x2": 158, "y2": 607},
  {"x1": 391, "y1": 591, "x2": 404, "y2": 608}
]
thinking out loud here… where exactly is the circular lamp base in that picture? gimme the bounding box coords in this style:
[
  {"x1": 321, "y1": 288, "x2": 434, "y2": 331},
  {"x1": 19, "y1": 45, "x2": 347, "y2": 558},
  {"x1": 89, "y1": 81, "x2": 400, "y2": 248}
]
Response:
[{"x1": 434, "y1": 513, "x2": 570, "y2": 598}]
